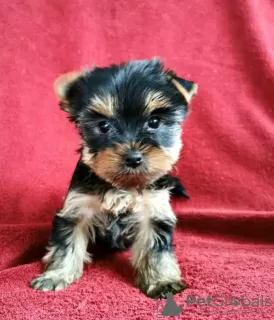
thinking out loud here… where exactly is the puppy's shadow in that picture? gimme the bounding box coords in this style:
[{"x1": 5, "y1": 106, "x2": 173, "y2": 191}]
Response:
[
  {"x1": 90, "y1": 245, "x2": 134, "y2": 286},
  {"x1": 6, "y1": 227, "x2": 49, "y2": 270}
]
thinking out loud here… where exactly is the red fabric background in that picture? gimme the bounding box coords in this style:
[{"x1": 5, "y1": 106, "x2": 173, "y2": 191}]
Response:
[{"x1": 0, "y1": 0, "x2": 274, "y2": 319}]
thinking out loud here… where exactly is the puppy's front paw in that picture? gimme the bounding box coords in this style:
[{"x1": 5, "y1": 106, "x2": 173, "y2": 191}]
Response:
[
  {"x1": 146, "y1": 280, "x2": 186, "y2": 299},
  {"x1": 30, "y1": 273, "x2": 72, "y2": 291}
]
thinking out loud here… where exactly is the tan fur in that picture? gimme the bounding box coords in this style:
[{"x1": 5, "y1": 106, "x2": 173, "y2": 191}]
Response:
[
  {"x1": 81, "y1": 142, "x2": 95, "y2": 167},
  {"x1": 92, "y1": 147, "x2": 121, "y2": 184},
  {"x1": 131, "y1": 189, "x2": 175, "y2": 268},
  {"x1": 161, "y1": 134, "x2": 182, "y2": 164},
  {"x1": 53, "y1": 71, "x2": 82, "y2": 112},
  {"x1": 145, "y1": 91, "x2": 170, "y2": 113},
  {"x1": 171, "y1": 78, "x2": 198, "y2": 104},
  {"x1": 102, "y1": 189, "x2": 133, "y2": 215},
  {"x1": 130, "y1": 189, "x2": 181, "y2": 294},
  {"x1": 87, "y1": 142, "x2": 181, "y2": 188},
  {"x1": 91, "y1": 143, "x2": 148, "y2": 188},
  {"x1": 89, "y1": 94, "x2": 115, "y2": 117},
  {"x1": 61, "y1": 190, "x2": 102, "y2": 220},
  {"x1": 146, "y1": 147, "x2": 173, "y2": 174},
  {"x1": 135, "y1": 251, "x2": 182, "y2": 296},
  {"x1": 31, "y1": 190, "x2": 101, "y2": 291},
  {"x1": 59, "y1": 99, "x2": 70, "y2": 112}
]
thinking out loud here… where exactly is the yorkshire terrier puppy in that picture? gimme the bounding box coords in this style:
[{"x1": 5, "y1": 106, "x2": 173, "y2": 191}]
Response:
[{"x1": 31, "y1": 59, "x2": 197, "y2": 298}]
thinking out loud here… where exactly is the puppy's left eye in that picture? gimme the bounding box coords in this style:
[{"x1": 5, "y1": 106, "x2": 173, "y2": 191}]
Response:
[
  {"x1": 98, "y1": 120, "x2": 111, "y2": 133},
  {"x1": 148, "y1": 116, "x2": 160, "y2": 129}
]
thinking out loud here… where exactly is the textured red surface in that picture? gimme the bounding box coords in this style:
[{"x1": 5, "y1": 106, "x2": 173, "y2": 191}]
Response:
[{"x1": 1, "y1": 0, "x2": 274, "y2": 319}]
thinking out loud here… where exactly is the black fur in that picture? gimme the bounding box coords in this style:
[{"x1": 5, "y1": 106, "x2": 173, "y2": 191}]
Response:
[
  {"x1": 49, "y1": 214, "x2": 77, "y2": 250},
  {"x1": 153, "y1": 174, "x2": 190, "y2": 198},
  {"x1": 69, "y1": 159, "x2": 113, "y2": 197},
  {"x1": 151, "y1": 218, "x2": 175, "y2": 253},
  {"x1": 93, "y1": 211, "x2": 139, "y2": 252}
]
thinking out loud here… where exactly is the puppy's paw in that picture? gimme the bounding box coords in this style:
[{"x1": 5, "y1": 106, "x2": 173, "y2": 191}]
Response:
[
  {"x1": 30, "y1": 273, "x2": 72, "y2": 291},
  {"x1": 146, "y1": 280, "x2": 186, "y2": 299}
]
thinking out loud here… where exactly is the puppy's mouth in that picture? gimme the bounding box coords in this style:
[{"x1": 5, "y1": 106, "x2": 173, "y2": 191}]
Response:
[
  {"x1": 95, "y1": 163, "x2": 169, "y2": 189},
  {"x1": 113, "y1": 172, "x2": 149, "y2": 188},
  {"x1": 111, "y1": 163, "x2": 152, "y2": 188},
  {"x1": 84, "y1": 144, "x2": 174, "y2": 189}
]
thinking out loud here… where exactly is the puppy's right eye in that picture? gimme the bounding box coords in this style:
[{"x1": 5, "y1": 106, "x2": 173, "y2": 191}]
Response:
[
  {"x1": 98, "y1": 120, "x2": 111, "y2": 133},
  {"x1": 148, "y1": 116, "x2": 160, "y2": 129}
]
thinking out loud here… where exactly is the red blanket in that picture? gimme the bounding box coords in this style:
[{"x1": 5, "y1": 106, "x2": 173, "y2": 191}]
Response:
[{"x1": 1, "y1": 0, "x2": 274, "y2": 319}]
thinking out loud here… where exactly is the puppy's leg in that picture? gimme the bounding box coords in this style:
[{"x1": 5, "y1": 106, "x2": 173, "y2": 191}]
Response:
[
  {"x1": 132, "y1": 190, "x2": 185, "y2": 298},
  {"x1": 31, "y1": 190, "x2": 100, "y2": 291}
]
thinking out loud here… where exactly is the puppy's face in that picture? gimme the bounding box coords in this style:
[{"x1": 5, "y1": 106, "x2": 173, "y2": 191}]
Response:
[{"x1": 54, "y1": 60, "x2": 197, "y2": 188}]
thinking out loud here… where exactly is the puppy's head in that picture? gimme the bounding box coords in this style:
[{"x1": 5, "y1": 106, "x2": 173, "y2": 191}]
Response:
[{"x1": 54, "y1": 59, "x2": 197, "y2": 188}]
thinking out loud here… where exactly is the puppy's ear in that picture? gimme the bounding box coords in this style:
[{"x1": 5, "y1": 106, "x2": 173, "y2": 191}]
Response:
[
  {"x1": 53, "y1": 71, "x2": 83, "y2": 112},
  {"x1": 166, "y1": 71, "x2": 198, "y2": 104}
]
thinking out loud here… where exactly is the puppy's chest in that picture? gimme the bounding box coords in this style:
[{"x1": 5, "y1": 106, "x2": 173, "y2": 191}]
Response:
[
  {"x1": 100, "y1": 188, "x2": 169, "y2": 216},
  {"x1": 100, "y1": 189, "x2": 141, "y2": 215}
]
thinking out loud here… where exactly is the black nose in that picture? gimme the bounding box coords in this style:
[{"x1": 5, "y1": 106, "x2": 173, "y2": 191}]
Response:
[{"x1": 125, "y1": 151, "x2": 143, "y2": 168}]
